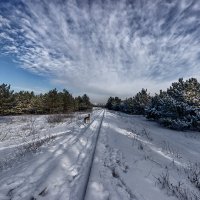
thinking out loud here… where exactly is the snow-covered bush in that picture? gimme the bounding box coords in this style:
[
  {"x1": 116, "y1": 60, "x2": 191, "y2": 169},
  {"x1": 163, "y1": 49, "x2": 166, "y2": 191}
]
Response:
[
  {"x1": 46, "y1": 114, "x2": 72, "y2": 123},
  {"x1": 170, "y1": 119, "x2": 191, "y2": 131},
  {"x1": 146, "y1": 78, "x2": 200, "y2": 131},
  {"x1": 106, "y1": 89, "x2": 151, "y2": 115}
]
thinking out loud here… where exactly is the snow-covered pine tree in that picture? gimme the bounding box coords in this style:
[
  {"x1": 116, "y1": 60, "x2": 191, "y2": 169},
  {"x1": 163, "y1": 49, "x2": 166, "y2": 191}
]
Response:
[{"x1": 146, "y1": 78, "x2": 200, "y2": 131}]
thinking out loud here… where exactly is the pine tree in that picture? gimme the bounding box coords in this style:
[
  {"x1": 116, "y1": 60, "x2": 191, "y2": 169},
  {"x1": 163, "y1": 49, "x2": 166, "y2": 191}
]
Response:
[
  {"x1": 44, "y1": 89, "x2": 59, "y2": 113},
  {"x1": 62, "y1": 89, "x2": 74, "y2": 113},
  {"x1": 132, "y1": 89, "x2": 151, "y2": 114},
  {"x1": 0, "y1": 84, "x2": 15, "y2": 115},
  {"x1": 106, "y1": 97, "x2": 114, "y2": 110},
  {"x1": 146, "y1": 78, "x2": 200, "y2": 131},
  {"x1": 14, "y1": 91, "x2": 35, "y2": 114}
]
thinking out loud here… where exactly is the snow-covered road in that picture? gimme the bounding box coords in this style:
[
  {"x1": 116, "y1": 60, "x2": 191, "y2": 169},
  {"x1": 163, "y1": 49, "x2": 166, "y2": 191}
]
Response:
[
  {"x1": 0, "y1": 109, "x2": 104, "y2": 200},
  {"x1": 0, "y1": 109, "x2": 200, "y2": 200}
]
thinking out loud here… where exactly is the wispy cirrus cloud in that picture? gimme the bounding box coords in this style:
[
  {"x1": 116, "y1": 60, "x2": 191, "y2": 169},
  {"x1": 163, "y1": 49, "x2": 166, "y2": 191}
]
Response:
[{"x1": 0, "y1": 0, "x2": 200, "y2": 101}]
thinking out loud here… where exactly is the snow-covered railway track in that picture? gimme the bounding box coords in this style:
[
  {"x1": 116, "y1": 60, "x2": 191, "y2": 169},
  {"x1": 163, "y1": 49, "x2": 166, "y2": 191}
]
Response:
[
  {"x1": 68, "y1": 110, "x2": 105, "y2": 200},
  {"x1": 79, "y1": 110, "x2": 105, "y2": 200}
]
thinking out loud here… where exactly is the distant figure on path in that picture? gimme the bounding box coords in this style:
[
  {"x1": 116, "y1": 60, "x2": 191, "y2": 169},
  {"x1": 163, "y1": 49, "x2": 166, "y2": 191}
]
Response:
[{"x1": 84, "y1": 114, "x2": 90, "y2": 123}]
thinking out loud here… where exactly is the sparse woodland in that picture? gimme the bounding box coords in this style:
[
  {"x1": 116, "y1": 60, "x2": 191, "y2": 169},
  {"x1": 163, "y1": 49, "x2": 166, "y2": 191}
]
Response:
[
  {"x1": 106, "y1": 78, "x2": 200, "y2": 131},
  {"x1": 1, "y1": 77, "x2": 200, "y2": 131},
  {"x1": 0, "y1": 84, "x2": 92, "y2": 115}
]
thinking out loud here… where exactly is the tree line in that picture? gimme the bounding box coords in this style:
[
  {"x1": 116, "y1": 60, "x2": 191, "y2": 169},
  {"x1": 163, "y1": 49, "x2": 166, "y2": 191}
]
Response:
[
  {"x1": 0, "y1": 84, "x2": 92, "y2": 115},
  {"x1": 106, "y1": 78, "x2": 200, "y2": 131}
]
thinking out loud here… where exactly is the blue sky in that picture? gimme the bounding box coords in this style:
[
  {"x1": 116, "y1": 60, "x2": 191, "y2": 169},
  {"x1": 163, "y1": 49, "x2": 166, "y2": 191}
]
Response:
[
  {"x1": 0, "y1": 55, "x2": 54, "y2": 93},
  {"x1": 0, "y1": 0, "x2": 200, "y2": 102}
]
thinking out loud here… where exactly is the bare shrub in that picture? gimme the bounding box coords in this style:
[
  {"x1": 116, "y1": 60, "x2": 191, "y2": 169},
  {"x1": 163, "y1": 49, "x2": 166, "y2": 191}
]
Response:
[
  {"x1": 46, "y1": 114, "x2": 73, "y2": 123},
  {"x1": 138, "y1": 141, "x2": 144, "y2": 150},
  {"x1": 0, "y1": 134, "x2": 58, "y2": 171},
  {"x1": 0, "y1": 116, "x2": 60, "y2": 171},
  {"x1": 18, "y1": 116, "x2": 57, "y2": 154},
  {"x1": 0, "y1": 116, "x2": 13, "y2": 124},
  {"x1": 0, "y1": 129, "x2": 9, "y2": 141},
  {"x1": 20, "y1": 135, "x2": 57, "y2": 153},
  {"x1": 131, "y1": 135, "x2": 137, "y2": 147},
  {"x1": 130, "y1": 127, "x2": 153, "y2": 141},
  {"x1": 146, "y1": 155, "x2": 162, "y2": 167},
  {"x1": 141, "y1": 128, "x2": 153, "y2": 141},
  {"x1": 19, "y1": 116, "x2": 28, "y2": 123},
  {"x1": 156, "y1": 171, "x2": 199, "y2": 200},
  {"x1": 185, "y1": 163, "x2": 200, "y2": 191},
  {"x1": 27, "y1": 116, "x2": 37, "y2": 136},
  {"x1": 0, "y1": 118, "x2": 13, "y2": 141},
  {"x1": 162, "y1": 141, "x2": 182, "y2": 159}
]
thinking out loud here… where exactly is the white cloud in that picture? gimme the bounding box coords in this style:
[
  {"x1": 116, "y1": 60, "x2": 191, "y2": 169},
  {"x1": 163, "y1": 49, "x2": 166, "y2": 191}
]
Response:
[
  {"x1": 0, "y1": 15, "x2": 10, "y2": 28},
  {"x1": 1, "y1": 0, "x2": 200, "y2": 102}
]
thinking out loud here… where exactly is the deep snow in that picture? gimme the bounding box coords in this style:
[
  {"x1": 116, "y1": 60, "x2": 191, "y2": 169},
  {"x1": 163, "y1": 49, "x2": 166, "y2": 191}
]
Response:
[{"x1": 0, "y1": 109, "x2": 199, "y2": 200}]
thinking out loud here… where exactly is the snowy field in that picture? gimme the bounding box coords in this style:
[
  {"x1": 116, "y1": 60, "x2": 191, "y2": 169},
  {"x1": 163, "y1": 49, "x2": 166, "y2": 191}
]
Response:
[{"x1": 0, "y1": 109, "x2": 199, "y2": 200}]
